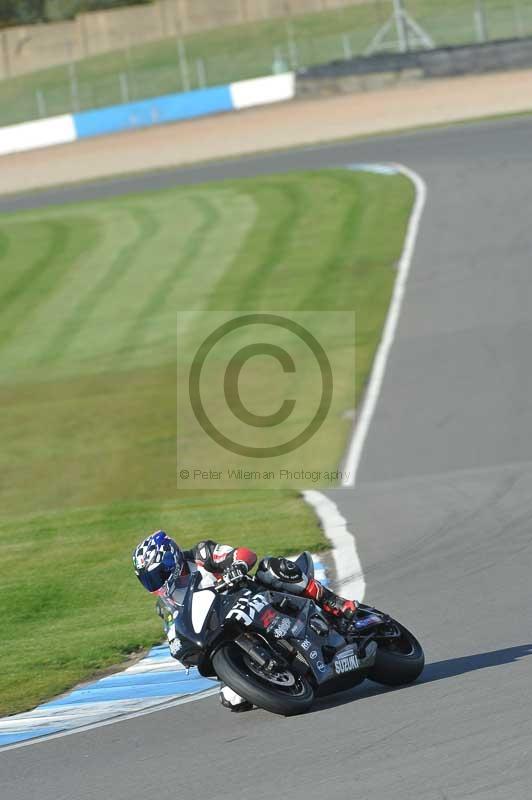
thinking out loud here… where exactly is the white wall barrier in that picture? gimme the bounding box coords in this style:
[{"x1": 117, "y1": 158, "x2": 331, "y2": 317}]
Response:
[
  {"x1": 0, "y1": 114, "x2": 76, "y2": 157},
  {"x1": 230, "y1": 72, "x2": 296, "y2": 110}
]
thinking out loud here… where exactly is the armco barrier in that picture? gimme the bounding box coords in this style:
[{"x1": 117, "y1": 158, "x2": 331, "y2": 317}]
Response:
[
  {"x1": 0, "y1": 73, "x2": 295, "y2": 159},
  {"x1": 297, "y1": 36, "x2": 532, "y2": 93}
]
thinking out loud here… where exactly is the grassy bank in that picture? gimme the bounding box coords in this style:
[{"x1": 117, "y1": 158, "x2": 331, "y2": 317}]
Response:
[{"x1": 0, "y1": 169, "x2": 414, "y2": 715}]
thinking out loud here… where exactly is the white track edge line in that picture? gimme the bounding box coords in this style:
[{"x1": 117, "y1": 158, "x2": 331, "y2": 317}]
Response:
[
  {"x1": 302, "y1": 490, "x2": 366, "y2": 601},
  {"x1": 302, "y1": 163, "x2": 427, "y2": 602},
  {"x1": 341, "y1": 163, "x2": 427, "y2": 487}
]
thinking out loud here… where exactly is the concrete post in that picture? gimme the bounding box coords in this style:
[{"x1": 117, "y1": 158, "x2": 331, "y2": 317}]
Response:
[
  {"x1": 474, "y1": 0, "x2": 489, "y2": 43},
  {"x1": 196, "y1": 58, "x2": 207, "y2": 89},
  {"x1": 119, "y1": 72, "x2": 130, "y2": 104},
  {"x1": 176, "y1": 36, "x2": 190, "y2": 92},
  {"x1": 68, "y1": 60, "x2": 80, "y2": 113},
  {"x1": 36, "y1": 89, "x2": 47, "y2": 118}
]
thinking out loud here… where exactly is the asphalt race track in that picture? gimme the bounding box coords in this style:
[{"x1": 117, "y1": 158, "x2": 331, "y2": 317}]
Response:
[{"x1": 3, "y1": 117, "x2": 532, "y2": 799}]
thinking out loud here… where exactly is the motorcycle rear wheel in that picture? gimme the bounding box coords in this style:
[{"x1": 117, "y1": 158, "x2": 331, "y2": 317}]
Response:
[
  {"x1": 367, "y1": 621, "x2": 424, "y2": 686},
  {"x1": 213, "y1": 643, "x2": 314, "y2": 716}
]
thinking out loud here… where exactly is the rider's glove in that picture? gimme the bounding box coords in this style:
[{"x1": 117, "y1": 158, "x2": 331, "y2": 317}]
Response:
[{"x1": 222, "y1": 561, "x2": 249, "y2": 585}]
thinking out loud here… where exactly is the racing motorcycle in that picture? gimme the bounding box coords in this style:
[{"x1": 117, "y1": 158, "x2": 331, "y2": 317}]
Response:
[{"x1": 169, "y1": 553, "x2": 424, "y2": 716}]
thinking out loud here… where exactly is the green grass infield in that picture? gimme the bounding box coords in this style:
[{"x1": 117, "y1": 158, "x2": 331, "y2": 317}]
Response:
[{"x1": 0, "y1": 168, "x2": 413, "y2": 715}]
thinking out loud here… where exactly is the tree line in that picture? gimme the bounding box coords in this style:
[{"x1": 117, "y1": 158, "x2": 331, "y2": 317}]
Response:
[{"x1": 0, "y1": 0, "x2": 151, "y2": 27}]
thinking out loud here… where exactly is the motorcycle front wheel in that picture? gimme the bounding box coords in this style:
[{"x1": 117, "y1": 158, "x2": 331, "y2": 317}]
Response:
[
  {"x1": 213, "y1": 643, "x2": 314, "y2": 716},
  {"x1": 367, "y1": 621, "x2": 424, "y2": 686}
]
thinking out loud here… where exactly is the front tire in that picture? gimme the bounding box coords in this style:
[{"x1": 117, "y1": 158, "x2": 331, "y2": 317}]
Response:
[
  {"x1": 367, "y1": 622, "x2": 424, "y2": 686},
  {"x1": 212, "y1": 643, "x2": 314, "y2": 716}
]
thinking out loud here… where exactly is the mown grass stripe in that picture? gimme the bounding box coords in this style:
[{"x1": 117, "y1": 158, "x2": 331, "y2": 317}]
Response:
[
  {"x1": 0, "y1": 220, "x2": 73, "y2": 347},
  {"x1": 299, "y1": 188, "x2": 364, "y2": 310},
  {"x1": 121, "y1": 195, "x2": 220, "y2": 359},
  {"x1": 235, "y1": 181, "x2": 303, "y2": 309},
  {"x1": 39, "y1": 205, "x2": 160, "y2": 365}
]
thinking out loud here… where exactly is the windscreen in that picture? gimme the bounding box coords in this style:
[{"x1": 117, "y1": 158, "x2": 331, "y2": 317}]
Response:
[{"x1": 166, "y1": 574, "x2": 192, "y2": 608}]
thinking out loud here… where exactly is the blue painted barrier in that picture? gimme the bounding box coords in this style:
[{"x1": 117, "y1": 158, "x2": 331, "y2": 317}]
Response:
[{"x1": 73, "y1": 85, "x2": 233, "y2": 139}]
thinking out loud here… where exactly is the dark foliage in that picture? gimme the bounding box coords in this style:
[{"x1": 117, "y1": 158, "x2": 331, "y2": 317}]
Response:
[{"x1": 0, "y1": 0, "x2": 151, "y2": 27}]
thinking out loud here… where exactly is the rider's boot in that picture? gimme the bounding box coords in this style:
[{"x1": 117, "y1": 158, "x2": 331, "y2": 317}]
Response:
[
  {"x1": 304, "y1": 578, "x2": 357, "y2": 621},
  {"x1": 219, "y1": 685, "x2": 253, "y2": 713}
]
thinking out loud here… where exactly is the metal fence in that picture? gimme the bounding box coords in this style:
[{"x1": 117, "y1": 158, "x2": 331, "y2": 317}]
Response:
[{"x1": 3, "y1": 0, "x2": 532, "y2": 128}]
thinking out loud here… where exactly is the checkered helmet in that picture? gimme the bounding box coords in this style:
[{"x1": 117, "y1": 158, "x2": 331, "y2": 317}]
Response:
[{"x1": 133, "y1": 531, "x2": 184, "y2": 593}]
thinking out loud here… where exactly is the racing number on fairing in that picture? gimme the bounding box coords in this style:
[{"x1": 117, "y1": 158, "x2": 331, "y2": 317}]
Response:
[{"x1": 225, "y1": 593, "x2": 268, "y2": 626}]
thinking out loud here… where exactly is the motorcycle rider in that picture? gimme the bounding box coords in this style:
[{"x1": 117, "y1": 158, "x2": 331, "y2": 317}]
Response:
[{"x1": 132, "y1": 530, "x2": 357, "y2": 711}]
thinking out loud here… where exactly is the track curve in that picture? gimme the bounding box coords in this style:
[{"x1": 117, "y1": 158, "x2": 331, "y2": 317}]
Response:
[{"x1": 3, "y1": 116, "x2": 532, "y2": 799}]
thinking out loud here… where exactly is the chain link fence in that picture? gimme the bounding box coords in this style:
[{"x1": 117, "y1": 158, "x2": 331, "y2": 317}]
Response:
[{"x1": 2, "y1": 0, "x2": 532, "y2": 128}]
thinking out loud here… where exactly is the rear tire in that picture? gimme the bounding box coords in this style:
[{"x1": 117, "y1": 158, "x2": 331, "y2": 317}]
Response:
[
  {"x1": 213, "y1": 643, "x2": 314, "y2": 716},
  {"x1": 367, "y1": 622, "x2": 424, "y2": 686}
]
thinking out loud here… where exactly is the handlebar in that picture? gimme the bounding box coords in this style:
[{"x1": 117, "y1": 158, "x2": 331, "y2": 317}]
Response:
[{"x1": 212, "y1": 574, "x2": 255, "y2": 593}]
